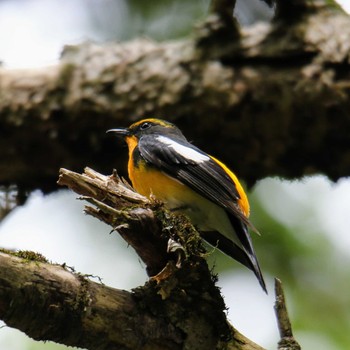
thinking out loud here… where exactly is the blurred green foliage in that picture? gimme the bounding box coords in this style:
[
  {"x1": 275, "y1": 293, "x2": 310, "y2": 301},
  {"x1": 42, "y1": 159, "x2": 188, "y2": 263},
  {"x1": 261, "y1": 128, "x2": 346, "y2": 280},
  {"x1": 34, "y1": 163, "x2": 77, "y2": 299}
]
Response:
[
  {"x1": 87, "y1": 0, "x2": 210, "y2": 41},
  {"x1": 251, "y1": 179, "x2": 350, "y2": 350}
]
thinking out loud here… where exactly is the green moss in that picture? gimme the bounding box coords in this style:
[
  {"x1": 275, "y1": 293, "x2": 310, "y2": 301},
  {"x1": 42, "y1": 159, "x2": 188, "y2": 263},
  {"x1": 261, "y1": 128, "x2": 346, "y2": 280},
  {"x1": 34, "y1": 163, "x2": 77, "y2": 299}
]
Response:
[
  {"x1": 15, "y1": 250, "x2": 48, "y2": 263},
  {"x1": 132, "y1": 256, "x2": 231, "y2": 348},
  {"x1": 153, "y1": 206, "x2": 205, "y2": 259},
  {"x1": 0, "y1": 249, "x2": 49, "y2": 263},
  {"x1": 73, "y1": 274, "x2": 92, "y2": 312},
  {"x1": 0, "y1": 248, "x2": 16, "y2": 256}
]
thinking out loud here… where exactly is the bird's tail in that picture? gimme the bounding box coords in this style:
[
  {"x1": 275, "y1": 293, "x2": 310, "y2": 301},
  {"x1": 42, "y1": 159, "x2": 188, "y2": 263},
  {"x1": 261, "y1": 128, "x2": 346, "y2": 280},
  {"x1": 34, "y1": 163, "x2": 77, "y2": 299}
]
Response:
[
  {"x1": 245, "y1": 250, "x2": 267, "y2": 293},
  {"x1": 202, "y1": 221, "x2": 267, "y2": 293}
]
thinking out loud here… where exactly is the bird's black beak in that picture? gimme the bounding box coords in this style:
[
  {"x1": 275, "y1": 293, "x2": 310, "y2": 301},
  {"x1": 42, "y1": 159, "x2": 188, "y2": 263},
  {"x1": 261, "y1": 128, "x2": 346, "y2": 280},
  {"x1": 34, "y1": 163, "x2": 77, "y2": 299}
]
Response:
[{"x1": 106, "y1": 128, "x2": 130, "y2": 137}]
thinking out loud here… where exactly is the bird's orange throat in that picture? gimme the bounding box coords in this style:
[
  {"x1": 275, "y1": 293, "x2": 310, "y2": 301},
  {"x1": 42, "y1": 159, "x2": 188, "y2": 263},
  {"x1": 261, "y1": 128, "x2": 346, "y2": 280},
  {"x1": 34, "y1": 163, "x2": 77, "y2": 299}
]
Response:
[
  {"x1": 125, "y1": 135, "x2": 138, "y2": 184},
  {"x1": 125, "y1": 135, "x2": 138, "y2": 158}
]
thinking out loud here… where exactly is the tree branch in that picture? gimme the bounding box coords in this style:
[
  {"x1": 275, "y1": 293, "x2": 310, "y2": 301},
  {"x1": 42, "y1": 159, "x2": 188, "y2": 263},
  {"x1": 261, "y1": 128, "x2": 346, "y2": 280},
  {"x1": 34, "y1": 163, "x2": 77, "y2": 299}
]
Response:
[
  {"x1": 1, "y1": 3, "x2": 350, "y2": 193},
  {"x1": 0, "y1": 166, "x2": 301, "y2": 349},
  {"x1": 0, "y1": 249, "x2": 267, "y2": 350},
  {"x1": 0, "y1": 167, "x2": 269, "y2": 349},
  {"x1": 0, "y1": 251, "x2": 157, "y2": 350},
  {"x1": 274, "y1": 278, "x2": 301, "y2": 350}
]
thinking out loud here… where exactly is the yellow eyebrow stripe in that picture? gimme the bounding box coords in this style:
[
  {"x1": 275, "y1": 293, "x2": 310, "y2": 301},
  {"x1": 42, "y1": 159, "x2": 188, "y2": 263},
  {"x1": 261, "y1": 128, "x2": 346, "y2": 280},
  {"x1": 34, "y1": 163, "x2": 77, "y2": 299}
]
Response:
[{"x1": 130, "y1": 118, "x2": 173, "y2": 129}]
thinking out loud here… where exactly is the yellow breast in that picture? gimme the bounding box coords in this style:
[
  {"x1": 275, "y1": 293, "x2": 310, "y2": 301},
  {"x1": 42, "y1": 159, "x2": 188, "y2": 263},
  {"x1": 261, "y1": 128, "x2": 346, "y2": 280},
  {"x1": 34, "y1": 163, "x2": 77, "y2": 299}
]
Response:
[{"x1": 129, "y1": 160, "x2": 188, "y2": 205}]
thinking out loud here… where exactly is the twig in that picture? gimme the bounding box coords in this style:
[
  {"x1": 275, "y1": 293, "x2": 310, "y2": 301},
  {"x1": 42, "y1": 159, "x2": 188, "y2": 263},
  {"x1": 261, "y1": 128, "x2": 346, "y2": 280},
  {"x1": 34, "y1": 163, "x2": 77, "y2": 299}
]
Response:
[{"x1": 274, "y1": 278, "x2": 301, "y2": 350}]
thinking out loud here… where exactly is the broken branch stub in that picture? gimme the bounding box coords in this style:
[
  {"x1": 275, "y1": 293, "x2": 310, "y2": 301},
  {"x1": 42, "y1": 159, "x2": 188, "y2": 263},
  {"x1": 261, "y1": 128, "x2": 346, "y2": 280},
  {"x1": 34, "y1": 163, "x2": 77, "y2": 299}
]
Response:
[{"x1": 57, "y1": 167, "x2": 203, "y2": 276}]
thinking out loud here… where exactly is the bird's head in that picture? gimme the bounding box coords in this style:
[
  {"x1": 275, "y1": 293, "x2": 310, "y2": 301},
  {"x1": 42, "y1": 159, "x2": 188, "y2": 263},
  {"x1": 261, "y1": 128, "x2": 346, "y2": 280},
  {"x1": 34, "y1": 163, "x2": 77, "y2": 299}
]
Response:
[{"x1": 107, "y1": 118, "x2": 185, "y2": 140}]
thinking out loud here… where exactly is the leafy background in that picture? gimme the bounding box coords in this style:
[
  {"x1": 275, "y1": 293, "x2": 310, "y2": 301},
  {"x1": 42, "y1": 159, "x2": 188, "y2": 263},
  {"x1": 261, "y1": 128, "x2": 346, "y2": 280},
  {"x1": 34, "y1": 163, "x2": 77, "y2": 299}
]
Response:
[{"x1": 0, "y1": 0, "x2": 350, "y2": 349}]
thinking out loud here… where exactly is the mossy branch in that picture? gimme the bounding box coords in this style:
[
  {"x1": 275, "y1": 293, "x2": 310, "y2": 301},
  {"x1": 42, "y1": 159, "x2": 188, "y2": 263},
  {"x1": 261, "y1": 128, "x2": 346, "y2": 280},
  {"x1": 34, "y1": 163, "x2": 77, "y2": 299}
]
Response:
[{"x1": 0, "y1": 167, "x2": 300, "y2": 349}]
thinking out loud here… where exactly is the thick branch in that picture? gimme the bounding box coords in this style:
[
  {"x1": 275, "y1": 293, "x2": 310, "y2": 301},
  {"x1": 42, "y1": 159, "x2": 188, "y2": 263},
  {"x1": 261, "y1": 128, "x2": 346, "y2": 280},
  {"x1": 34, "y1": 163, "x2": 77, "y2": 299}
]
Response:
[
  {"x1": 0, "y1": 251, "x2": 183, "y2": 350},
  {"x1": 0, "y1": 250, "x2": 267, "y2": 350},
  {"x1": 1, "y1": 5, "x2": 350, "y2": 192}
]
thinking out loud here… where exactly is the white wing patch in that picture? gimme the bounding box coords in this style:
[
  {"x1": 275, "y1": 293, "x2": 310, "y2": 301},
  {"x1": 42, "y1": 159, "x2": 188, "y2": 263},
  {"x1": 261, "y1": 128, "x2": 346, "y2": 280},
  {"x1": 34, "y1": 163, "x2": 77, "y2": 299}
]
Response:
[{"x1": 156, "y1": 135, "x2": 209, "y2": 163}]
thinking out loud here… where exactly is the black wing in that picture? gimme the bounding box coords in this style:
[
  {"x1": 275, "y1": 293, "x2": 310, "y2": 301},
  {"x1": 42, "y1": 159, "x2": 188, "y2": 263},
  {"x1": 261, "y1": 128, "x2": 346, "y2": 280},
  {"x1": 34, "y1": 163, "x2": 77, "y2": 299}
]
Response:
[{"x1": 138, "y1": 135, "x2": 248, "y2": 224}]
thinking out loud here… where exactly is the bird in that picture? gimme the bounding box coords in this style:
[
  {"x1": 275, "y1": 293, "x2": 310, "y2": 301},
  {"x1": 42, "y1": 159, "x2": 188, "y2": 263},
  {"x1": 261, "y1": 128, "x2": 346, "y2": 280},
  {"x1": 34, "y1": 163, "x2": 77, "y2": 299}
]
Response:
[{"x1": 107, "y1": 118, "x2": 267, "y2": 292}]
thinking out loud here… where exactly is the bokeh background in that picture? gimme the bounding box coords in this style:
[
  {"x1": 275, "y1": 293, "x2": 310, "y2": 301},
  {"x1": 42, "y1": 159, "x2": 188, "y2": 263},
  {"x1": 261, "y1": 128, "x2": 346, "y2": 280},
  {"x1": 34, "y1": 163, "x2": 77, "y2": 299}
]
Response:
[{"x1": 0, "y1": 1, "x2": 350, "y2": 349}]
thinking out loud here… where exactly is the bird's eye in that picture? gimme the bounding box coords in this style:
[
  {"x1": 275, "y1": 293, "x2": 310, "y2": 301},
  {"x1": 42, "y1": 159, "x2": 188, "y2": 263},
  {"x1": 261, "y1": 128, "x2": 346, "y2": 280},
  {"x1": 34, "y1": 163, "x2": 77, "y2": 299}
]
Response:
[{"x1": 140, "y1": 122, "x2": 151, "y2": 130}]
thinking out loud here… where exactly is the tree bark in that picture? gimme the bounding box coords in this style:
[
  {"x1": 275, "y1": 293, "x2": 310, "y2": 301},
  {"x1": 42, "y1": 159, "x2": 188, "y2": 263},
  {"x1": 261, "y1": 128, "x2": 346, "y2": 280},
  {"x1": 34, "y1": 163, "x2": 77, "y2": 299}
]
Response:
[
  {"x1": 0, "y1": 251, "x2": 184, "y2": 350},
  {"x1": 1, "y1": 2, "x2": 350, "y2": 193}
]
